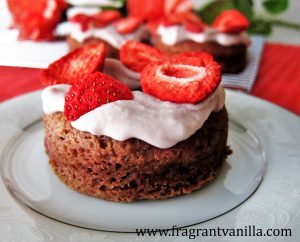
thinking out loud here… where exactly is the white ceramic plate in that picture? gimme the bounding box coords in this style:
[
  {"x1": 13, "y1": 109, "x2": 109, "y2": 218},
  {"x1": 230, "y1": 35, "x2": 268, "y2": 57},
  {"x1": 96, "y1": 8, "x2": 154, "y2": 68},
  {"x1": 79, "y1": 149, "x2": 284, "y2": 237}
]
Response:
[{"x1": 0, "y1": 90, "x2": 300, "y2": 241}]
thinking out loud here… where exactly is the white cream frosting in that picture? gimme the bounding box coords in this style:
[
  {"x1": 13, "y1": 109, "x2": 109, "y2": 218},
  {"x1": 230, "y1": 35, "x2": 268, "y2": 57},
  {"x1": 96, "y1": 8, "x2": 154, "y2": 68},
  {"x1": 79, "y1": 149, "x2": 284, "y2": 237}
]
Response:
[
  {"x1": 67, "y1": 0, "x2": 123, "y2": 7},
  {"x1": 56, "y1": 22, "x2": 146, "y2": 49},
  {"x1": 157, "y1": 25, "x2": 251, "y2": 46},
  {"x1": 67, "y1": 7, "x2": 101, "y2": 18},
  {"x1": 42, "y1": 84, "x2": 70, "y2": 114},
  {"x1": 42, "y1": 84, "x2": 225, "y2": 149}
]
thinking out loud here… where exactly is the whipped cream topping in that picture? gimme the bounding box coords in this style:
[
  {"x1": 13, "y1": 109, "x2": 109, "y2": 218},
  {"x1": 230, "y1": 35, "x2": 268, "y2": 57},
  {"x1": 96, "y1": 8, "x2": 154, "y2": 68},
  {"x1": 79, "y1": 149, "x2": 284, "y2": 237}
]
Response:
[
  {"x1": 42, "y1": 84, "x2": 70, "y2": 114},
  {"x1": 56, "y1": 22, "x2": 146, "y2": 49},
  {"x1": 67, "y1": 7, "x2": 101, "y2": 18},
  {"x1": 42, "y1": 84, "x2": 225, "y2": 148},
  {"x1": 157, "y1": 25, "x2": 251, "y2": 46},
  {"x1": 67, "y1": 0, "x2": 123, "y2": 7}
]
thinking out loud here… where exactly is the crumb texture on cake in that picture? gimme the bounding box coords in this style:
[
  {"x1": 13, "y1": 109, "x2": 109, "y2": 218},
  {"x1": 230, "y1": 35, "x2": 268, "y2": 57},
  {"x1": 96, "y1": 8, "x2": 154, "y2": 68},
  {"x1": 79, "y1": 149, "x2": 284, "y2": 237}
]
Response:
[{"x1": 44, "y1": 108, "x2": 230, "y2": 202}]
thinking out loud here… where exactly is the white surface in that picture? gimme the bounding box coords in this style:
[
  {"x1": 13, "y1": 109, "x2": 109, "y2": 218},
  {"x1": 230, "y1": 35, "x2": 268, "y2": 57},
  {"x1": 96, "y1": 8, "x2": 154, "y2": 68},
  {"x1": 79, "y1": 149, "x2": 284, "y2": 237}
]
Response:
[
  {"x1": 0, "y1": 29, "x2": 68, "y2": 68},
  {"x1": 67, "y1": 0, "x2": 124, "y2": 8},
  {"x1": 0, "y1": 89, "x2": 300, "y2": 241}
]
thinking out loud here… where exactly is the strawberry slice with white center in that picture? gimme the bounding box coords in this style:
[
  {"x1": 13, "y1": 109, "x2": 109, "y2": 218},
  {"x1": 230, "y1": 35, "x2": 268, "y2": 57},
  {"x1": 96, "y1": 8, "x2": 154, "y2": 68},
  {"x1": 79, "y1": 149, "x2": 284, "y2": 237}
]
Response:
[
  {"x1": 141, "y1": 52, "x2": 221, "y2": 103},
  {"x1": 41, "y1": 43, "x2": 106, "y2": 86},
  {"x1": 64, "y1": 72, "x2": 133, "y2": 121}
]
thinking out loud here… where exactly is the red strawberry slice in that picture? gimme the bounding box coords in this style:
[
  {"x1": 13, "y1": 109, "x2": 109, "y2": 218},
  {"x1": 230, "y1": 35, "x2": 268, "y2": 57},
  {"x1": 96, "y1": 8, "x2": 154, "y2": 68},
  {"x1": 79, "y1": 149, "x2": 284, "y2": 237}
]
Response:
[
  {"x1": 183, "y1": 12, "x2": 206, "y2": 33},
  {"x1": 92, "y1": 10, "x2": 122, "y2": 27},
  {"x1": 165, "y1": 0, "x2": 193, "y2": 16},
  {"x1": 141, "y1": 51, "x2": 221, "y2": 103},
  {"x1": 127, "y1": 0, "x2": 165, "y2": 21},
  {"x1": 115, "y1": 17, "x2": 142, "y2": 34},
  {"x1": 212, "y1": 9, "x2": 249, "y2": 33},
  {"x1": 120, "y1": 41, "x2": 168, "y2": 72},
  {"x1": 64, "y1": 72, "x2": 133, "y2": 121},
  {"x1": 146, "y1": 19, "x2": 163, "y2": 35},
  {"x1": 70, "y1": 10, "x2": 121, "y2": 31},
  {"x1": 56, "y1": 0, "x2": 69, "y2": 10},
  {"x1": 161, "y1": 15, "x2": 182, "y2": 27},
  {"x1": 69, "y1": 14, "x2": 90, "y2": 31},
  {"x1": 41, "y1": 43, "x2": 106, "y2": 86},
  {"x1": 7, "y1": 0, "x2": 63, "y2": 40},
  {"x1": 169, "y1": 51, "x2": 213, "y2": 66}
]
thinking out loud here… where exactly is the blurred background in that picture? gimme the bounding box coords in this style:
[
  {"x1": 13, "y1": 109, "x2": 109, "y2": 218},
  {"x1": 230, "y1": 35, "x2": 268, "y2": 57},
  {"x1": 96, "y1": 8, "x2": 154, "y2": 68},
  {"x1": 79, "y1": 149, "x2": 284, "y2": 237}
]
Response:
[{"x1": 0, "y1": 0, "x2": 299, "y2": 44}]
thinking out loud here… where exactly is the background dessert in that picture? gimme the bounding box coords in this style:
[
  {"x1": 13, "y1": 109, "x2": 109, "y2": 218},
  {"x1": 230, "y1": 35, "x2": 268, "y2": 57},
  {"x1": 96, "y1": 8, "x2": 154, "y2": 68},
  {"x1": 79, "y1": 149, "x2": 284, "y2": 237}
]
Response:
[
  {"x1": 56, "y1": 5, "x2": 147, "y2": 57},
  {"x1": 152, "y1": 9, "x2": 251, "y2": 73}
]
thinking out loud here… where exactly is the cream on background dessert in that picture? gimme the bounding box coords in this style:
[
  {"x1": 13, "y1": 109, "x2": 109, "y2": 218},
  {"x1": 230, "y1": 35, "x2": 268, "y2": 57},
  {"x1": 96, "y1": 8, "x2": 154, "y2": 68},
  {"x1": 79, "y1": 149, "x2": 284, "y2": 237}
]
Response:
[{"x1": 157, "y1": 25, "x2": 251, "y2": 47}]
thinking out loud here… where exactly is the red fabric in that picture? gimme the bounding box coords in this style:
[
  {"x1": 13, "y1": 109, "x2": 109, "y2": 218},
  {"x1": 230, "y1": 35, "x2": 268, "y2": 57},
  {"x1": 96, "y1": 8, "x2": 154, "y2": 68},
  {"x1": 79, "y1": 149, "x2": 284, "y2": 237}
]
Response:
[
  {"x1": 0, "y1": 42, "x2": 299, "y2": 115},
  {"x1": 0, "y1": 67, "x2": 43, "y2": 101},
  {"x1": 251, "y1": 43, "x2": 300, "y2": 115}
]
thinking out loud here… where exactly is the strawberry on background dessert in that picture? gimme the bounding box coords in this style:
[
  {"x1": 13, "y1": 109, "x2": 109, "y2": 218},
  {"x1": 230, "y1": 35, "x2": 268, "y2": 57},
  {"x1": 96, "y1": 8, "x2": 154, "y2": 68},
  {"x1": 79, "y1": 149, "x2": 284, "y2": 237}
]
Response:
[{"x1": 41, "y1": 43, "x2": 231, "y2": 202}]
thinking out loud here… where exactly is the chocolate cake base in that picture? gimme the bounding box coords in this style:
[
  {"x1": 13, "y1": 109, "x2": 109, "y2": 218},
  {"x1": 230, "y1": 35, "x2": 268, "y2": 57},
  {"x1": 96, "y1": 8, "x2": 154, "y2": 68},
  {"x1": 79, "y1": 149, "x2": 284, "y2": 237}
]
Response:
[
  {"x1": 153, "y1": 36, "x2": 247, "y2": 73},
  {"x1": 44, "y1": 108, "x2": 230, "y2": 202},
  {"x1": 67, "y1": 35, "x2": 120, "y2": 58}
]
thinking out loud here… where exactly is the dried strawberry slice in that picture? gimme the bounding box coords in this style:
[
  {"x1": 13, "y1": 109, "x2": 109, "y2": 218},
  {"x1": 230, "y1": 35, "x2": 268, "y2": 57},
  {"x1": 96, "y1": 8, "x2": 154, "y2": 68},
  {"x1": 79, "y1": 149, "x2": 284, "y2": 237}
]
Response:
[
  {"x1": 115, "y1": 17, "x2": 142, "y2": 34},
  {"x1": 92, "y1": 10, "x2": 122, "y2": 27},
  {"x1": 69, "y1": 14, "x2": 90, "y2": 31},
  {"x1": 56, "y1": 0, "x2": 69, "y2": 10},
  {"x1": 141, "y1": 52, "x2": 221, "y2": 103},
  {"x1": 183, "y1": 12, "x2": 206, "y2": 33},
  {"x1": 169, "y1": 52, "x2": 214, "y2": 66},
  {"x1": 127, "y1": 0, "x2": 165, "y2": 21},
  {"x1": 70, "y1": 10, "x2": 121, "y2": 30},
  {"x1": 165, "y1": 0, "x2": 193, "y2": 16},
  {"x1": 120, "y1": 40, "x2": 168, "y2": 72},
  {"x1": 41, "y1": 43, "x2": 106, "y2": 86},
  {"x1": 7, "y1": 0, "x2": 63, "y2": 40},
  {"x1": 212, "y1": 9, "x2": 250, "y2": 33},
  {"x1": 64, "y1": 72, "x2": 133, "y2": 121},
  {"x1": 146, "y1": 19, "x2": 163, "y2": 35}
]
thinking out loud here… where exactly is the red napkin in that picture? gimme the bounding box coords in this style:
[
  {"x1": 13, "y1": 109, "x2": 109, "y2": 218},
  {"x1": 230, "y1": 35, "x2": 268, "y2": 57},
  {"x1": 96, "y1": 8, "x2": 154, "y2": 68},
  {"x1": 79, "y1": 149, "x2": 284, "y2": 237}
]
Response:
[
  {"x1": 251, "y1": 43, "x2": 300, "y2": 115},
  {"x1": 0, "y1": 67, "x2": 42, "y2": 102}
]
